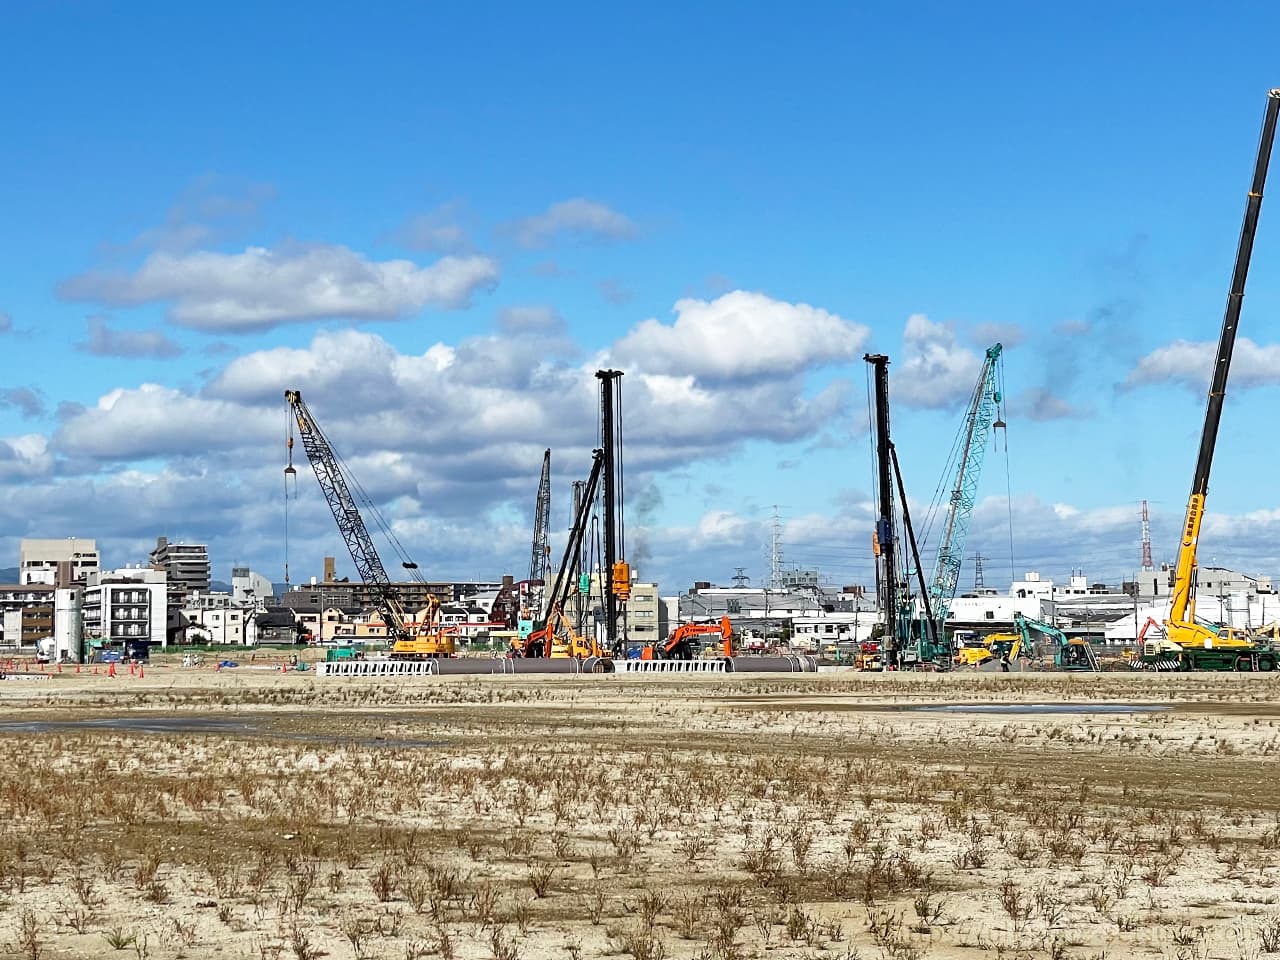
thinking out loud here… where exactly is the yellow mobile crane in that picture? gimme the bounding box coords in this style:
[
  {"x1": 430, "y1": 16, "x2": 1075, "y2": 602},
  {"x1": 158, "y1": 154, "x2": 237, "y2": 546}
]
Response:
[
  {"x1": 285, "y1": 390, "x2": 454, "y2": 659},
  {"x1": 1140, "y1": 90, "x2": 1280, "y2": 672}
]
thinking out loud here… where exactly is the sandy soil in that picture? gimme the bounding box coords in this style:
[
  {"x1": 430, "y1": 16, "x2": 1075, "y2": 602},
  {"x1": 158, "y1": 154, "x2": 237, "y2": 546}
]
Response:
[{"x1": 0, "y1": 664, "x2": 1278, "y2": 960}]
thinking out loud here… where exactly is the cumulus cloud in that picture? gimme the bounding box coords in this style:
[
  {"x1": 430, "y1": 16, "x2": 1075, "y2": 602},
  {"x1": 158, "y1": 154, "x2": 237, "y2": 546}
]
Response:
[
  {"x1": 612, "y1": 290, "x2": 868, "y2": 382},
  {"x1": 0, "y1": 435, "x2": 53, "y2": 480},
  {"x1": 19, "y1": 290, "x2": 884, "y2": 588},
  {"x1": 892, "y1": 314, "x2": 985, "y2": 409},
  {"x1": 508, "y1": 198, "x2": 636, "y2": 248},
  {"x1": 1124, "y1": 337, "x2": 1280, "y2": 392},
  {"x1": 0, "y1": 388, "x2": 45, "y2": 419},
  {"x1": 60, "y1": 245, "x2": 500, "y2": 332},
  {"x1": 53, "y1": 384, "x2": 271, "y2": 460},
  {"x1": 78, "y1": 316, "x2": 183, "y2": 358}
]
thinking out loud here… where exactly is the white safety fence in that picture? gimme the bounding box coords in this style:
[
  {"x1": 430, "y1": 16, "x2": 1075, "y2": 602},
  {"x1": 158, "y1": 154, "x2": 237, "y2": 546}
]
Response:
[
  {"x1": 613, "y1": 659, "x2": 727, "y2": 674},
  {"x1": 315, "y1": 659, "x2": 439, "y2": 677}
]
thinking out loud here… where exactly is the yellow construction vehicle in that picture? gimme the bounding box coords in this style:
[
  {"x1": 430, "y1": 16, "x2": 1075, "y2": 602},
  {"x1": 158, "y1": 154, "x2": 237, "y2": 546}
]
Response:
[
  {"x1": 1139, "y1": 90, "x2": 1280, "y2": 673},
  {"x1": 954, "y1": 631, "x2": 1021, "y2": 668}
]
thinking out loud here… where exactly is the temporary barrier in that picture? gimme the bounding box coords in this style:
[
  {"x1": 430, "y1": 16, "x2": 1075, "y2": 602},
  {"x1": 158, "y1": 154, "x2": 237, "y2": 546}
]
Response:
[
  {"x1": 314, "y1": 659, "x2": 440, "y2": 677},
  {"x1": 614, "y1": 658, "x2": 727, "y2": 674}
]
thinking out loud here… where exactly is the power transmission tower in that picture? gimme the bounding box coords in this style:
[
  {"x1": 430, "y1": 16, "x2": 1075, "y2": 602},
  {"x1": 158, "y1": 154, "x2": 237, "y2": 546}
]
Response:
[
  {"x1": 769, "y1": 506, "x2": 784, "y2": 589},
  {"x1": 1141, "y1": 500, "x2": 1154, "y2": 572},
  {"x1": 971, "y1": 552, "x2": 986, "y2": 591},
  {"x1": 732, "y1": 567, "x2": 749, "y2": 588}
]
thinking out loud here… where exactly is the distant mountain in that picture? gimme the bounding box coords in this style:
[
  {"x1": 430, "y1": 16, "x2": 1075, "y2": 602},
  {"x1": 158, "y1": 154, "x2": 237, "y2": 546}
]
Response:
[
  {"x1": 0, "y1": 567, "x2": 17, "y2": 583},
  {"x1": 210, "y1": 580, "x2": 232, "y2": 593}
]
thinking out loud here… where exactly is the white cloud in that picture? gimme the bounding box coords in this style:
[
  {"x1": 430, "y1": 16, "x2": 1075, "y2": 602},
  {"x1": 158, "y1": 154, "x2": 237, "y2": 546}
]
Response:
[
  {"x1": 612, "y1": 290, "x2": 868, "y2": 382},
  {"x1": 53, "y1": 384, "x2": 270, "y2": 459},
  {"x1": 1125, "y1": 337, "x2": 1280, "y2": 391},
  {"x1": 892, "y1": 314, "x2": 985, "y2": 409},
  {"x1": 508, "y1": 198, "x2": 636, "y2": 248},
  {"x1": 78, "y1": 316, "x2": 183, "y2": 358},
  {"x1": 60, "y1": 245, "x2": 500, "y2": 332}
]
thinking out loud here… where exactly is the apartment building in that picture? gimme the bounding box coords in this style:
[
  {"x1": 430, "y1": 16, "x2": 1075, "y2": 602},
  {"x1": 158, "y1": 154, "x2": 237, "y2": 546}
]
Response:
[
  {"x1": 19, "y1": 538, "x2": 99, "y2": 586},
  {"x1": 0, "y1": 583, "x2": 55, "y2": 647},
  {"x1": 149, "y1": 538, "x2": 210, "y2": 604},
  {"x1": 83, "y1": 568, "x2": 168, "y2": 650}
]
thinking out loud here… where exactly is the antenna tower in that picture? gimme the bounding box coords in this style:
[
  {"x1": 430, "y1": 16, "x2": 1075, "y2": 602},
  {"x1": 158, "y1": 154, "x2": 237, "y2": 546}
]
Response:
[{"x1": 1141, "y1": 500, "x2": 1153, "y2": 572}]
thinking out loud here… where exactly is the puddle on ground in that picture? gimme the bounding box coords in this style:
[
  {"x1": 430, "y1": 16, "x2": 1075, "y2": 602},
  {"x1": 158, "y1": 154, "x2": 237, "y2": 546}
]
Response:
[
  {"x1": 0, "y1": 714, "x2": 443, "y2": 748},
  {"x1": 910, "y1": 703, "x2": 1169, "y2": 715}
]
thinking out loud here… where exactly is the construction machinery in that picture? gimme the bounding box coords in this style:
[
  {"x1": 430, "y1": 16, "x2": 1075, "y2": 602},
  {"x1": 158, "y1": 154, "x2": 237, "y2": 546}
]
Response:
[
  {"x1": 953, "y1": 631, "x2": 1022, "y2": 668},
  {"x1": 1139, "y1": 89, "x2": 1280, "y2": 673},
  {"x1": 649, "y1": 616, "x2": 733, "y2": 660},
  {"x1": 865, "y1": 354, "x2": 942, "y2": 669},
  {"x1": 911, "y1": 343, "x2": 1006, "y2": 667},
  {"x1": 512, "y1": 450, "x2": 609, "y2": 661},
  {"x1": 285, "y1": 389, "x2": 454, "y2": 658},
  {"x1": 526, "y1": 449, "x2": 552, "y2": 626},
  {"x1": 1013, "y1": 614, "x2": 1099, "y2": 672}
]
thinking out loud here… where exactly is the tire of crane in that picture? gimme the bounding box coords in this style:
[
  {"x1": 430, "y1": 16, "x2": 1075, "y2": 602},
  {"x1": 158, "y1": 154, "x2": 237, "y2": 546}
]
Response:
[
  {"x1": 1258, "y1": 656, "x2": 1275, "y2": 672},
  {"x1": 1235, "y1": 656, "x2": 1254, "y2": 672}
]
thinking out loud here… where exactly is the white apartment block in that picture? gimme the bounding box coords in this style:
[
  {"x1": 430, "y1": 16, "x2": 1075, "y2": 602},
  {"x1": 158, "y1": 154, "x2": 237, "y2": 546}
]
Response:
[
  {"x1": 231, "y1": 566, "x2": 274, "y2": 605},
  {"x1": 19, "y1": 538, "x2": 99, "y2": 586},
  {"x1": 83, "y1": 568, "x2": 169, "y2": 650}
]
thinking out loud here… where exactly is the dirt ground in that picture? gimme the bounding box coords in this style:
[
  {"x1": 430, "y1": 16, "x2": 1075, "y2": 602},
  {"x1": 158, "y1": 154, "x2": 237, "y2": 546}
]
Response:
[{"x1": 0, "y1": 664, "x2": 1278, "y2": 960}]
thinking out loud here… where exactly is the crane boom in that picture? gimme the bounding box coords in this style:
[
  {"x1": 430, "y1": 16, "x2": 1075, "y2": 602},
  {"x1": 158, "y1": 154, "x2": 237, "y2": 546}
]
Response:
[
  {"x1": 285, "y1": 390, "x2": 405, "y2": 637},
  {"x1": 919, "y1": 343, "x2": 1004, "y2": 661},
  {"x1": 528, "y1": 449, "x2": 552, "y2": 621},
  {"x1": 1166, "y1": 89, "x2": 1280, "y2": 647}
]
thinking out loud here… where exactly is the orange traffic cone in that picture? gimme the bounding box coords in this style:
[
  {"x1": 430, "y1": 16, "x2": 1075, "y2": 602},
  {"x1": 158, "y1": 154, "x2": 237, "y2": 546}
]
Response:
[
  {"x1": 138, "y1": 664, "x2": 144, "y2": 678},
  {"x1": 108, "y1": 662, "x2": 116, "y2": 678}
]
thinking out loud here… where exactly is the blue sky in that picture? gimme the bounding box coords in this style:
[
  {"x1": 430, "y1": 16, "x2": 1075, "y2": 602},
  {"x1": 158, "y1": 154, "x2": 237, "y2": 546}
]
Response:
[{"x1": 2, "y1": 3, "x2": 1279, "y2": 593}]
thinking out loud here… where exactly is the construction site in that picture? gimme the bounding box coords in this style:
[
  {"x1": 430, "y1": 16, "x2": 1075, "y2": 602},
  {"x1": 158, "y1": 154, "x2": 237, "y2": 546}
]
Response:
[{"x1": 6, "y1": 39, "x2": 1280, "y2": 960}]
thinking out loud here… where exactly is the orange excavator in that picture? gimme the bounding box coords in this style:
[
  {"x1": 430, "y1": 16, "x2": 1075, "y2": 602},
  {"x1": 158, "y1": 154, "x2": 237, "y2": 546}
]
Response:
[{"x1": 647, "y1": 616, "x2": 733, "y2": 660}]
